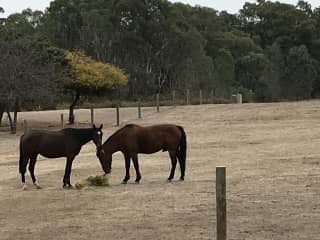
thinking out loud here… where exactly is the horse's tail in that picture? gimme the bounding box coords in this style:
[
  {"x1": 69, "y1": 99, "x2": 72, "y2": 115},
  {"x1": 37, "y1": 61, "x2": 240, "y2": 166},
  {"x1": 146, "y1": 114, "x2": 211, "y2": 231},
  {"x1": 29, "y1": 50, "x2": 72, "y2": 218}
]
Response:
[{"x1": 177, "y1": 126, "x2": 186, "y2": 180}]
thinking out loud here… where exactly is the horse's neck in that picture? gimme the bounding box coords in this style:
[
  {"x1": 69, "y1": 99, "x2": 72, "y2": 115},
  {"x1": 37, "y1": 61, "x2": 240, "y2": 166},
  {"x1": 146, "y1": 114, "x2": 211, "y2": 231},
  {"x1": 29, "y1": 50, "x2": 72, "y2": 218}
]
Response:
[
  {"x1": 104, "y1": 136, "x2": 120, "y2": 154},
  {"x1": 72, "y1": 129, "x2": 93, "y2": 146}
]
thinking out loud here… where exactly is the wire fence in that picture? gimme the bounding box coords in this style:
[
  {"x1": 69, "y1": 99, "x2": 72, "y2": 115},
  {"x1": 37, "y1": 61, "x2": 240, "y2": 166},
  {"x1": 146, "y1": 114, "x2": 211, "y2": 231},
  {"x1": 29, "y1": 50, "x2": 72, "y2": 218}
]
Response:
[{"x1": 0, "y1": 89, "x2": 243, "y2": 133}]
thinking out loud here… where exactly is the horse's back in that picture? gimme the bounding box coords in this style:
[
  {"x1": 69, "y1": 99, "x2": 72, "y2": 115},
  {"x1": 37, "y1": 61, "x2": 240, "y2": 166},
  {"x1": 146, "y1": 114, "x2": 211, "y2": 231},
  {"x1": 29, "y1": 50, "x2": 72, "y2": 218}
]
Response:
[
  {"x1": 143, "y1": 124, "x2": 182, "y2": 139},
  {"x1": 21, "y1": 129, "x2": 67, "y2": 157},
  {"x1": 23, "y1": 129, "x2": 64, "y2": 142},
  {"x1": 127, "y1": 124, "x2": 182, "y2": 153}
]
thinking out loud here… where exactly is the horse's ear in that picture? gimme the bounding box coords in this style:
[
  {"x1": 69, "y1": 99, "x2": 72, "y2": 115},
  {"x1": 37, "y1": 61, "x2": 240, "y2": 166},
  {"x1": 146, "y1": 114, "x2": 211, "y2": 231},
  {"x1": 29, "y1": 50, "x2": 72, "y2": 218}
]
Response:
[
  {"x1": 99, "y1": 124, "x2": 103, "y2": 129},
  {"x1": 93, "y1": 124, "x2": 96, "y2": 129}
]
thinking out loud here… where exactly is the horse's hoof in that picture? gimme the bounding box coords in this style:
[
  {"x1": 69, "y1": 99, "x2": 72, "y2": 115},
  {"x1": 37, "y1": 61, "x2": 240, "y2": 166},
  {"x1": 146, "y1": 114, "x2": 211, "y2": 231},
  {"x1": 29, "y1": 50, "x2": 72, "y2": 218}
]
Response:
[
  {"x1": 179, "y1": 177, "x2": 184, "y2": 181},
  {"x1": 121, "y1": 180, "x2": 128, "y2": 184},
  {"x1": 35, "y1": 184, "x2": 42, "y2": 189},
  {"x1": 22, "y1": 184, "x2": 27, "y2": 191},
  {"x1": 135, "y1": 180, "x2": 140, "y2": 184},
  {"x1": 135, "y1": 176, "x2": 141, "y2": 184}
]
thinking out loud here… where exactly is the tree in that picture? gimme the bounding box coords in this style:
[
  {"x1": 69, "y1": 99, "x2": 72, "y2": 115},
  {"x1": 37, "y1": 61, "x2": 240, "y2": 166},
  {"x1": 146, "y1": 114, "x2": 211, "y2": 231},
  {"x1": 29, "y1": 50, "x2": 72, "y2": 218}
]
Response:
[
  {"x1": 42, "y1": 0, "x2": 83, "y2": 50},
  {"x1": 2, "y1": 0, "x2": 320, "y2": 106},
  {"x1": 0, "y1": 10, "x2": 67, "y2": 133},
  {"x1": 0, "y1": 37, "x2": 66, "y2": 133},
  {"x1": 213, "y1": 49, "x2": 235, "y2": 98},
  {"x1": 239, "y1": 0, "x2": 315, "y2": 50},
  {"x1": 235, "y1": 52, "x2": 269, "y2": 101},
  {"x1": 65, "y1": 51, "x2": 128, "y2": 124},
  {"x1": 259, "y1": 43, "x2": 284, "y2": 101},
  {"x1": 282, "y1": 45, "x2": 317, "y2": 99},
  {"x1": 42, "y1": 0, "x2": 218, "y2": 98},
  {"x1": 297, "y1": 1, "x2": 313, "y2": 16}
]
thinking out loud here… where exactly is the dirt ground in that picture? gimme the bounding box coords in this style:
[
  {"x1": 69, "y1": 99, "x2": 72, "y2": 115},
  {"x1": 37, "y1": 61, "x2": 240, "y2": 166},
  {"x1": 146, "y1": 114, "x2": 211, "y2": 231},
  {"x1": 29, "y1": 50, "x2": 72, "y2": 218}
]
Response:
[{"x1": 0, "y1": 101, "x2": 320, "y2": 240}]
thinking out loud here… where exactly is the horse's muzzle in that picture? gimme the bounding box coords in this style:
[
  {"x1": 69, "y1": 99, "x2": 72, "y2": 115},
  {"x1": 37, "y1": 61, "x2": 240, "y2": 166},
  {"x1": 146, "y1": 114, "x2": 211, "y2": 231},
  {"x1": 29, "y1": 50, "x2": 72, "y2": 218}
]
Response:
[{"x1": 103, "y1": 167, "x2": 111, "y2": 174}]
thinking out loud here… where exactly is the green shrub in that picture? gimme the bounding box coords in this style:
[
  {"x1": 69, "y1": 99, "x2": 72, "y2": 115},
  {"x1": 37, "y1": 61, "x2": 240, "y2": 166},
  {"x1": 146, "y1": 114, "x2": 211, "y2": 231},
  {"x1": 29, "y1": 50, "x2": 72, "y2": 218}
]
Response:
[{"x1": 75, "y1": 175, "x2": 110, "y2": 189}]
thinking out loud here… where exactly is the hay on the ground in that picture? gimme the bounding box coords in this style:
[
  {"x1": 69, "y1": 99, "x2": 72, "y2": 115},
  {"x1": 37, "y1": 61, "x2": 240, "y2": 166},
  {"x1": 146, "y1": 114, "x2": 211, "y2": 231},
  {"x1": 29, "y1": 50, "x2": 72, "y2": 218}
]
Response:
[{"x1": 75, "y1": 175, "x2": 110, "y2": 189}]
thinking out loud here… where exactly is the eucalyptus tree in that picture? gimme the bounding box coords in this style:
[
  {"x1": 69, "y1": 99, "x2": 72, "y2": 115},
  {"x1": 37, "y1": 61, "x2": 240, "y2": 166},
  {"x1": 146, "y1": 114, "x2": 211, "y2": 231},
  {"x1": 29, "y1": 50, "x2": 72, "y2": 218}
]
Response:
[
  {"x1": 282, "y1": 45, "x2": 317, "y2": 99},
  {"x1": 0, "y1": 38, "x2": 66, "y2": 133},
  {"x1": 34, "y1": 0, "x2": 320, "y2": 102},
  {"x1": 213, "y1": 48, "x2": 235, "y2": 98},
  {"x1": 0, "y1": 11, "x2": 66, "y2": 133},
  {"x1": 235, "y1": 52, "x2": 271, "y2": 101},
  {"x1": 42, "y1": 0, "x2": 83, "y2": 50}
]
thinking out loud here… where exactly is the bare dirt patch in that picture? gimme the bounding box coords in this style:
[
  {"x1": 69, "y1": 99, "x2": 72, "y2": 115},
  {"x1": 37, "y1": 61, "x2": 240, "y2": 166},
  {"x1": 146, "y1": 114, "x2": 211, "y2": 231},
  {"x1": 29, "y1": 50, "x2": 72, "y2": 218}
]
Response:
[{"x1": 0, "y1": 101, "x2": 320, "y2": 239}]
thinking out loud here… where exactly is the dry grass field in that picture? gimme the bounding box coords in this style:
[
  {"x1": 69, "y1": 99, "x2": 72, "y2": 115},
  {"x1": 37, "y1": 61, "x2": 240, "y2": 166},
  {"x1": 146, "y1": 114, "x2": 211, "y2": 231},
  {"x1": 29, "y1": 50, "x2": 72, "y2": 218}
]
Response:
[{"x1": 0, "y1": 101, "x2": 320, "y2": 240}]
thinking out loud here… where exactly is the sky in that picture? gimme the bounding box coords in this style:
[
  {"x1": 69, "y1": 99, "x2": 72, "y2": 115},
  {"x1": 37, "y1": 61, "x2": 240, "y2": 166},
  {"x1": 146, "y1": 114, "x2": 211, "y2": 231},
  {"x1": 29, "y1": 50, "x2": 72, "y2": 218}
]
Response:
[{"x1": 0, "y1": 0, "x2": 319, "y2": 17}]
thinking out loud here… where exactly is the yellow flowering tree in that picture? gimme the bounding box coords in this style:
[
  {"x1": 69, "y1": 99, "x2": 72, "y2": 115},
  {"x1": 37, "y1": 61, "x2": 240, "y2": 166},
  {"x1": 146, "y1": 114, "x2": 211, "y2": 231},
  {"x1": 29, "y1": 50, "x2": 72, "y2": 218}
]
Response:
[{"x1": 65, "y1": 51, "x2": 128, "y2": 124}]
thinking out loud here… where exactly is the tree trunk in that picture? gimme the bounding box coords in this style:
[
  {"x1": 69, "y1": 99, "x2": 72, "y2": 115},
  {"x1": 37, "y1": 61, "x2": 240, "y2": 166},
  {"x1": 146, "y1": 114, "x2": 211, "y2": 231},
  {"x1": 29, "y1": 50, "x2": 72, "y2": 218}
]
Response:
[
  {"x1": 0, "y1": 104, "x2": 4, "y2": 126},
  {"x1": 12, "y1": 110, "x2": 18, "y2": 134},
  {"x1": 7, "y1": 111, "x2": 14, "y2": 134},
  {"x1": 8, "y1": 97, "x2": 19, "y2": 134},
  {"x1": 69, "y1": 91, "x2": 80, "y2": 124}
]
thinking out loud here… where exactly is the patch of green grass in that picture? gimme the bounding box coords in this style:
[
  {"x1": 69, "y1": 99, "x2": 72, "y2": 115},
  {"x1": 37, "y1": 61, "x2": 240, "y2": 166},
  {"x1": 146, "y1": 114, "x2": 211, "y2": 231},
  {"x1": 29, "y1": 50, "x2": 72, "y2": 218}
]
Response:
[{"x1": 75, "y1": 175, "x2": 110, "y2": 189}]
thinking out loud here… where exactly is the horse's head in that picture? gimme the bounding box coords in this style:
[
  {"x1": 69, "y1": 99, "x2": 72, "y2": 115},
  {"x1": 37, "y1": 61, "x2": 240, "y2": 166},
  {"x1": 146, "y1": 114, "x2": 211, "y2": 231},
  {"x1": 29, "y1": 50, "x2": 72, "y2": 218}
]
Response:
[
  {"x1": 92, "y1": 124, "x2": 103, "y2": 148},
  {"x1": 96, "y1": 146, "x2": 112, "y2": 174}
]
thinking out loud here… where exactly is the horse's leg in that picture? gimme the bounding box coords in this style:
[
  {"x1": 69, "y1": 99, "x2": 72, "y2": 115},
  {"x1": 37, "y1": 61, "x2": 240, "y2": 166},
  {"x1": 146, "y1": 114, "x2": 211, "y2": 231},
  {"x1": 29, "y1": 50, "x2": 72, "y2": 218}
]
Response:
[
  {"x1": 63, "y1": 157, "x2": 74, "y2": 188},
  {"x1": 29, "y1": 154, "x2": 41, "y2": 189},
  {"x1": 177, "y1": 153, "x2": 185, "y2": 181},
  {"x1": 122, "y1": 153, "x2": 131, "y2": 184},
  {"x1": 66, "y1": 157, "x2": 75, "y2": 188},
  {"x1": 20, "y1": 156, "x2": 29, "y2": 190},
  {"x1": 168, "y1": 150, "x2": 177, "y2": 181},
  {"x1": 132, "y1": 154, "x2": 141, "y2": 183},
  {"x1": 20, "y1": 154, "x2": 30, "y2": 190}
]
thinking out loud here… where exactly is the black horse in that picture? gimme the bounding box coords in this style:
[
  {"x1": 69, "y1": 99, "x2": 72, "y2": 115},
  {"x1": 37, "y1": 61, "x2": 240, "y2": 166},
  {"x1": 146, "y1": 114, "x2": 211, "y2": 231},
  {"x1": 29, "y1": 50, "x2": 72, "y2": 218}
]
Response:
[
  {"x1": 97, "y1": 124, "x2": 186, "y2": 184},
  {"x1": 19, "y1": 124, "x2": 103, "y2": 189}
]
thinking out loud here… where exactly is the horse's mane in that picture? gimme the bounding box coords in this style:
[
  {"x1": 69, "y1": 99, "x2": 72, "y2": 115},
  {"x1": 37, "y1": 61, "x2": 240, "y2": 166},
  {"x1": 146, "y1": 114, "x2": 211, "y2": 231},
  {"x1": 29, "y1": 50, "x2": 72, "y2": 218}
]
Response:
[
  {"x1": 62, "y1": 128, "x2": 94, "y2": 144},
  {"x1": 62, "y1": 127, "x2": 93, "y2": 135},
  {"x1": 105, "y1": 124, "x2": 137, "y2": 144}
]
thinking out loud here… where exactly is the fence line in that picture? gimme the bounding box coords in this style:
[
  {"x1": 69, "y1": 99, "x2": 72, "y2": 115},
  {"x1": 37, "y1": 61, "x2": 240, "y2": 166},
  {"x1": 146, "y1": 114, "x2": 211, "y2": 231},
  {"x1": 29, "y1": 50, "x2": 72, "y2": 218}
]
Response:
[{"x1": 8, "y1": 89, "x2": 244, "y2": 133}]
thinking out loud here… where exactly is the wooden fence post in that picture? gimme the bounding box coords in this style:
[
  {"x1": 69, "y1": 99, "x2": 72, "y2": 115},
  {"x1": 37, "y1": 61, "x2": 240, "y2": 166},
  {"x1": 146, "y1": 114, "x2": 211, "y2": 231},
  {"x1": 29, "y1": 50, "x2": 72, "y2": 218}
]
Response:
[
  {"x1": 211, "y1": 89, "x2": 214, "y2": 104},
  {"x1": 216, "y1": 166, "x2": 227, "y2": 240},
  {"x1": 186, "y1": 89, "x2": 190, "y2": 105},
  {"x1": 60, "y1": 114, "x2": 64, "y2": 129},
  {"x1": 116, "y1": 104, "x2": 120, "y2": 126},
  {"x1": 199, "y1": 89, "x2": 203, "y2": 105},
  {"x1": 236, "y1": 93, "x2": 243, "y2": 104},
  {"x1": 90, "y1": 107, "x2": 94, "y2": 126},
  {"x1": 138, "y1": 99, "x2": 142, "y2": 119},
  {"x1": 172, "y1": 90, "x2": 176, "y2": 107},
  {"x1": 156, "y1": 93, "x2": 160, "y2": 112},
  {"x1": 23, "y1": 119, "x2": 27, "y2": 134}
]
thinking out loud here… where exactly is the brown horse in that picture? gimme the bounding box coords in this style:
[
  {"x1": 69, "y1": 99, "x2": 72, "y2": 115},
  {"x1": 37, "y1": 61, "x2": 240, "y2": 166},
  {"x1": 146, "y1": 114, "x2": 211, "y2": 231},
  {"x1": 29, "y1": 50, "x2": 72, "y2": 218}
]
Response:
[
  {"x1": 97, "y1": 124, "x2": 187, "y2": 184},
  {"x1": 19, "y1": 124, "x2": 103, "y2": 189}
]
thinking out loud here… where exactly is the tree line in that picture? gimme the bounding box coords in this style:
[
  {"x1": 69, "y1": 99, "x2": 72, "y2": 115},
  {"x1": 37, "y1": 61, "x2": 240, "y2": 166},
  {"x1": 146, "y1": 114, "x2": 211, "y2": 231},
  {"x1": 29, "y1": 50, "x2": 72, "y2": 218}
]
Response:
[{"x1": 1, "y1": 0, "x2": 320, "y2": 131}]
